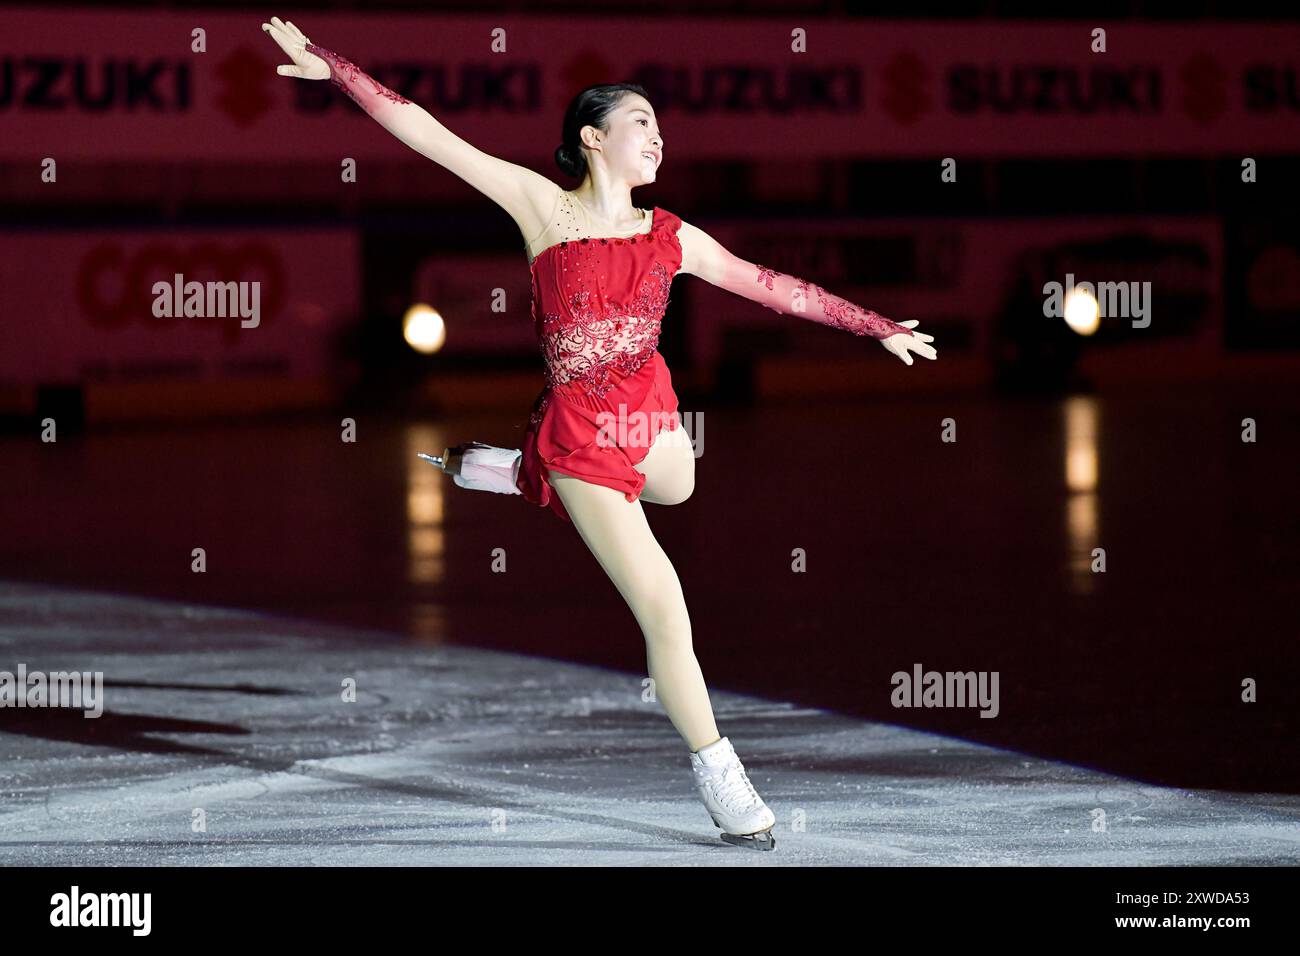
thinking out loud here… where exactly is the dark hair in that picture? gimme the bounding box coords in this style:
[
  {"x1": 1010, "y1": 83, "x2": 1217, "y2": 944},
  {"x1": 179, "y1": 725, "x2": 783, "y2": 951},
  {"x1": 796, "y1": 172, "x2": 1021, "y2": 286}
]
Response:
[{"x1": 554, "y1": 83, "x2": 650, "y2": 180}]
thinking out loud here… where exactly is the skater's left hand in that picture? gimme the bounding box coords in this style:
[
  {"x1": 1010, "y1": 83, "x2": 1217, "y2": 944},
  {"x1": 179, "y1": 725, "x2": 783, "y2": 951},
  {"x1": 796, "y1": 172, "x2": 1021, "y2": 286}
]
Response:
[
  {"x1": 261, "y1": 16, "x2": 330, "y2": 81},
  {"x1": 880, "y1": 320, "x2": 937, "y2": 366}
]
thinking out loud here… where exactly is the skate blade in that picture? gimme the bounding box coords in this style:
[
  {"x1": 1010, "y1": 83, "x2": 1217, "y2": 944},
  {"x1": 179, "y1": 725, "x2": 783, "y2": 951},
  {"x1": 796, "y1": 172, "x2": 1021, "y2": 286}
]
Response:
[{"x1": 720, "y1": 829, "x2": 775, "y2": 851}]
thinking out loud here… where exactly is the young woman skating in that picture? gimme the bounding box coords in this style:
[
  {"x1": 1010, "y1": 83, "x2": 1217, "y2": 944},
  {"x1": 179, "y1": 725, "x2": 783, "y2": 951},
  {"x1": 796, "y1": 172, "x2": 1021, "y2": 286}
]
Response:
[{"x1": 263, "y1": 16, "x2": 936, "y2": 850}]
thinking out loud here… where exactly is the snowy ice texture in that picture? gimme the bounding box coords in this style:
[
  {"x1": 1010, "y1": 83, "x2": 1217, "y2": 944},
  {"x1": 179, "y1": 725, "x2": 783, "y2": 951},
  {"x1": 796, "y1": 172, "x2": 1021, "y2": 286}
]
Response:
[{"x1": 2, "y1": 581, "x2": 1296, "y2": 865}]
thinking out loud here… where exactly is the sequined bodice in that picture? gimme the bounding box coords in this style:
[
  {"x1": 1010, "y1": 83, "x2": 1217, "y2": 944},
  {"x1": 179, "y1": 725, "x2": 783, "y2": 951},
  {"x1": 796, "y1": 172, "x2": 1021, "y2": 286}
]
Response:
[{"x1": 526, "y1": 192, "x2": 682, "y2": 402}]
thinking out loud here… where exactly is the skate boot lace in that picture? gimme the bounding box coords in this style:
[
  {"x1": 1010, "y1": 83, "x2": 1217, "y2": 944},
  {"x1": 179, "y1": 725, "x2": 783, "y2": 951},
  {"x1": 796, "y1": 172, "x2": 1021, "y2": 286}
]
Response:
[{"x1": 700, "y1": 762, "x2": 761, "y2": 814}]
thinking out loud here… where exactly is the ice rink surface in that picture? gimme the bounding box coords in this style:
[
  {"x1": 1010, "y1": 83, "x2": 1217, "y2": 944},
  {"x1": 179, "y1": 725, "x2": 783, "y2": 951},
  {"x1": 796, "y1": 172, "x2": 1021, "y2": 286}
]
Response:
[
  {"x1": 1, "y1": 391, "x2": 1297, "y2": 865},
  {"x1": 1, "y1": 581, "x2": 1296, "y2": 866}
]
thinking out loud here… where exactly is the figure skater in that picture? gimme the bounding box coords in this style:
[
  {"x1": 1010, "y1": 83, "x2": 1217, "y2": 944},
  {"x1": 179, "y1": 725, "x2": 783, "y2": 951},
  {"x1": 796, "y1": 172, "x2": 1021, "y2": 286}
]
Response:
[{"x1": 263, "y1": 17, "x2": 936, "y2": 851}]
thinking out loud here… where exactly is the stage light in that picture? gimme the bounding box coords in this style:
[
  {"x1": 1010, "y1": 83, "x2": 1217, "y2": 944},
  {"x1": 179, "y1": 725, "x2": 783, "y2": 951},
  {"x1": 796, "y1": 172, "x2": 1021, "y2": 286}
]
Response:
[
  {"x1": 402, "y1": 303, "x2": 446, "y2": 354},
  {"x1": 1063, "y1": 287, "x2": 1100, "y2": 336}
]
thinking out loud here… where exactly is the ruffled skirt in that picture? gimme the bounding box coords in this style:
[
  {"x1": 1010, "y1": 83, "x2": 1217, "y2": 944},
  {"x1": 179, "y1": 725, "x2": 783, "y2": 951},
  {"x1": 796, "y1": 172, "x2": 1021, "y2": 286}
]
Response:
[{"x1": 516, "y1": 350, "x2": 681, "y2": 523}]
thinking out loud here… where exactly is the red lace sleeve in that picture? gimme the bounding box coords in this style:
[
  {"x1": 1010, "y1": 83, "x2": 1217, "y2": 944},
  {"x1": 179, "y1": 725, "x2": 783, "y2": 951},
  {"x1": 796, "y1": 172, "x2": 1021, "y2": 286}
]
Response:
[
  {"x1": 748, "y1": 264, "x2": 914, "y2": 341},
  {"x1": 304, "y1": 43, "x2": 413, "y2": 116}
]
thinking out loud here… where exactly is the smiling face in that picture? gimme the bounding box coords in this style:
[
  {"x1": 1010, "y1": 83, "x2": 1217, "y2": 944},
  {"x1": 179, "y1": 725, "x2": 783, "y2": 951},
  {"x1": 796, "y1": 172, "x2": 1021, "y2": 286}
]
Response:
[{"x1": 584, "y1": 93, "x2": 664, "y2": 186}]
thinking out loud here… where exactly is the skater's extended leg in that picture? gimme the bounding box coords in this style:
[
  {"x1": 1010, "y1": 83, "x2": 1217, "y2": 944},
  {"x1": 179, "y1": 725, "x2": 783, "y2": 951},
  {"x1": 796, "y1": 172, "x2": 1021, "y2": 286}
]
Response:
[{"x1": 547, "y1": 470, "x2": 719, "y2": 752}]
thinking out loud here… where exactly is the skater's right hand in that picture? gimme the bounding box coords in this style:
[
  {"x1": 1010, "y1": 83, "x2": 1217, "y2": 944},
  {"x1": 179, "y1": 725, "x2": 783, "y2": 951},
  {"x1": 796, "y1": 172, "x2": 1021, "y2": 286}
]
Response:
[
  {"x1": 880, "y1": 320, "x2": 937, "y2": 366},
  {"x1": 261, "y1": 16, "x2": 330, "y2": 80}
]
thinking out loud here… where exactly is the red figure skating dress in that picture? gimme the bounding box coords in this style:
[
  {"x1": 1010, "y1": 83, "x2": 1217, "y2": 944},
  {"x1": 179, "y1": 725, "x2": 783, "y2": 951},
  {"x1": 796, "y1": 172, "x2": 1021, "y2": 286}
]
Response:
[{"x1": 516, "y1": 187, "x2": 684, "y2": 523}]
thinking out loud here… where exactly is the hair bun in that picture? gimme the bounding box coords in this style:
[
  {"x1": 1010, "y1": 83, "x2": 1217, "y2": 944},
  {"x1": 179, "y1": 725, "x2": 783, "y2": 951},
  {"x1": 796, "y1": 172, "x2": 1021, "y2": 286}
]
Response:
[{"x1": 554, "y1": 143, "x2": 582, "y2": 178}]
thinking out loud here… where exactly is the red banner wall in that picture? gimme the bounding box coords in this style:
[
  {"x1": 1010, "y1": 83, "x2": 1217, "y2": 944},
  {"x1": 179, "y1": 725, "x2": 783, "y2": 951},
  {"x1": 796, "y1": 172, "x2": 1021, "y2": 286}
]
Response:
[
  {"x1": 0, "y1": 228, "x2": 359, "y2": 385},
  {"x1": 1, "y1": 8, "x2": 1296, "y2": 162}
]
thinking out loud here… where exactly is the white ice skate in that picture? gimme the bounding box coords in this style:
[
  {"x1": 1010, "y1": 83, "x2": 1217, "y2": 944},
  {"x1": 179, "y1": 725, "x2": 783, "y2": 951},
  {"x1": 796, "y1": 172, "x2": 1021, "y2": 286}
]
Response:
[{"x1": 689, "y1": 736, "x2": 776, "y2": 850}]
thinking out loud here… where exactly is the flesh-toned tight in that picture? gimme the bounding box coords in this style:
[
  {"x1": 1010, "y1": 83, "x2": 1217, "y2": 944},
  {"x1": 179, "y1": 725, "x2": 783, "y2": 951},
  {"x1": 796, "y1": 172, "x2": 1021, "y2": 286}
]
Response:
[{"x1": 546, "y1": 423, "x2": 720, "y2": 754}]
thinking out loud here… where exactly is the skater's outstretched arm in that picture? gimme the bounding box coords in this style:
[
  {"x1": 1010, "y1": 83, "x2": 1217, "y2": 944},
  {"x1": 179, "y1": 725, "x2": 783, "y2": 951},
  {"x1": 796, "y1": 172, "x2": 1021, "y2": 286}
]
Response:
[
  {"x1": 676, "y1": 219, "x2": 937, "y2": 365},
  {"x1": 261, "y1": 16, "x2": 556, "y2": 234}
]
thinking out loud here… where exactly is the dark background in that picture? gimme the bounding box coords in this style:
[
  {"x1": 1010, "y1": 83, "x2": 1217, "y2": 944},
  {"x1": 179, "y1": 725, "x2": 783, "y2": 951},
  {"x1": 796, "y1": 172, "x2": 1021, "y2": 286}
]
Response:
[{"x1": 1, "y1": 2, "x2": 1296, "y2": 797}]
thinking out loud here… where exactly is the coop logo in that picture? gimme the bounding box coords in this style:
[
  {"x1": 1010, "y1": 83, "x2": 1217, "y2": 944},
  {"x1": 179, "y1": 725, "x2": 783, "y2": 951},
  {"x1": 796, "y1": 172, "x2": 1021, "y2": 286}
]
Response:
[
  {"x1": 948, "y1": 64, "x2": 1161, "y2": 114},
  {"x1": 0, "y1": 57, "x2": 189, "y2": 111},
  {"x1": 0, "y1": 663, "x2": 103, "y2": 718},
  {"x1": 152, "y1": 274, "x2": 261, "y2": 328},
  {"x1": 1043, "y1": 273, "x2": 1151, "y2": 328},
  {"x1": 76, "y1": 241, "x2": 284, "y2": 340},
  {"x1": 50, "y1": 886, "x2": 151, "y2": 936}
]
